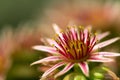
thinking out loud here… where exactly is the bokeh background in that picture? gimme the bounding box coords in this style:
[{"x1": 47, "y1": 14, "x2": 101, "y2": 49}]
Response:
[{"x1": 0, "y1": 0, "x2": 120, "y2": 80}]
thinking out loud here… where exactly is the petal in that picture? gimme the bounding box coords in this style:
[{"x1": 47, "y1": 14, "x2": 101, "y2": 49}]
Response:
[
  {"x1": 98, "y1": 52, "x2": 120, "y2": 57},
  {"x1": 97, "y1": 32, "x2": 110, "y2": 40},
  {"x1": 53, "y1": 24, "x2": 61, "y2": 35},
  {"x1": 55, "y1": 63, "x2": 74, "y2": 78},
  {"x1": 41, "y1": 62, "x2": 65, "y2": 79},
  {"x1": 88, "y1": 55, "x2": 113, "y2": 62},
  {"x1": 53, "y1": 24, "x2": 64, "y2": 40},
  {"x1": 32, "y1": 45, "x2": 57, "y2": 54},
  {"x1": 45, "y1": 38, "x2": 55, "y2": 46},
  {"x1": 46, "y1": 38, "x2": 64, "y2": 52},
  {"x1": 31, "y1": 56, "x2": 61, "y2": 66},
  {"x1": 84, "y1": 28, "x2": 89, "y2": 43},
  {"x1": 70, "y1": 27, "x2": 77, "y2": 40},
  {"x1": 85, "y1": 25, "x2": 92, "y2": 32},
  {"x1": 78, "y1": 62, "x2": 89, "y2": 77},
  {"x1": 93, "y1": 37, "x2": 120, "y2": 50},
  {"x1": 40, "y1": 38, "x2": 46, "y2": 44}
]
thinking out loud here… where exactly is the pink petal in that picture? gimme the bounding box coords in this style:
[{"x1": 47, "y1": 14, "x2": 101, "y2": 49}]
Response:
[
  {"x1": 31, "y1": 56, "x2": 61, "y2": 66},
  {"x1": 53, "y1": 24, "x2": 64, "y2": 40},
  {"x1": 46, "y1": 38, "x2": 55, "y2": 46},
  {"x1": 55, "y1": 63, "x2": 74, "y2": 78},
  {"x1": 71, "y1": 27, "x2": 77, "y2": 40},
  {"x1": 53, "y1": 24, "x2": 61, "y2": 35},
  {"x1": 41, "y1": 62, "x2": 65, "y2": 79},
  {"x1": 40, "y1": 38, "x2": 46, "y2": 44},
  {"x1": 78, "y1": 62, "x2": 89, "y2": 77},
  {"x1": 97, "y1": 32, "x2": 110, "y2": 40},
  {"x1": 93, "y1": 37, "x2": 120, "y2": 50},
  {"x1": 88, "y1": 55, "x2": 113, "y2": 62},
  {"x1": 84, "y1": 28, "x2": 88, "y2": 43},
  {"x1": 46, "y1": 38, "x2": 64, "y2": 52},
  {"x1": 98, "y1": 52, "x2": 120, "y2": 57},
  {"x1": 32, "y1": 45, "x2": 57, "y2": 54}
]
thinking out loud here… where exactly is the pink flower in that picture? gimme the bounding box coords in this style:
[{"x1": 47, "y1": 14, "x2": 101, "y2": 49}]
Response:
[{"x1": 31, "y1": 24, "x2": 120, "y2": 79}]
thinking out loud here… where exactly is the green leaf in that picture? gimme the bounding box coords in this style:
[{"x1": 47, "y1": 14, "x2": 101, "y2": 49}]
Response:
[
  {"x1": 94, "y1": 72, "x2": 104, "y2": 79},
  {"x1": 74, "y1": 75, "x2": 86, "y2": 80}
]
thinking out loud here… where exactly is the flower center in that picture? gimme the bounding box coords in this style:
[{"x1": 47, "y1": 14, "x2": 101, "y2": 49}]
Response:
[
  {"x1": 64, "y1": 40, "x2": 90, "y2": 62},
  {"x1": 54, "y1": 26, "x2": 97, "y2": 62}
]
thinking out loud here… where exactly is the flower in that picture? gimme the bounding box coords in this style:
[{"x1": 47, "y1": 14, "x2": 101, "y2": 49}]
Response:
[{"x1": 31, "y1": 24, "x2": 120, "y2": 79}]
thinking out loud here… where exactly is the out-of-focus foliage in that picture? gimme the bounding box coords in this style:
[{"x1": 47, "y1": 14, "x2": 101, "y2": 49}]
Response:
[{"x1": 0, "y1": 0, "x2": 53, "y2": 28}]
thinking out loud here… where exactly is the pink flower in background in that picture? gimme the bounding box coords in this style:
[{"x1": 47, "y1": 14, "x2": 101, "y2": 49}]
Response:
[
  {"x1": 31, "y1": 24, "x2": 120, "y2": 79},
  {"x1": 0, "y1": 26, "x2": 43, "y2": 80},
  {"x1": 37, "y1": 1, "x2": 120, "y2": 30}
]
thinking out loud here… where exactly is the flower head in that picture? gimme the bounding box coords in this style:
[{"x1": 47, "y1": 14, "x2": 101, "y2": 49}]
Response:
[{"x1": 31, "y1": 24, "x2": 120, "y2": 79}]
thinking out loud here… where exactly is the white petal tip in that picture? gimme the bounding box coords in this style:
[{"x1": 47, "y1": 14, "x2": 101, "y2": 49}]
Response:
[
  {"x1": 99, "y1": 52, "x2": 120, "y2": 57},
  {"x1": 40, "y1": 77, "x2": 45, "y2": 80},
  {"x1": 54, "y1": 74, "x2": 60, "y2": 78},
  {"x1": 32, "y1": 45, "x2": 46, "y2": 50},
  {"x1": 32, "y1": 46, "x2": 39, "y2": 50},
  {"x1": 115, "y1": 37, "x2": 120, "y2": 40},
  {"x1": 78, "y1": 62, "x2": 89, "y2": 77},
  {"x1": 30, "y1": 62, "x2": 37, "y2": 66},
  {"x1": 105, "y1": 59, "x2": 114, "y2": 62},
  {"x1": 52, "y1": 23, "x2": 58, "y2": 27},
  {"x1": 54, "y1": 73, "x2": 64, "y2": 78},
  {"x1": 102, "y1": 59, "x2": 114, "y2": 62},
  {"x1": 52, "y1": 23, "x2": 61, "y2": 34},
  {"x1": 93, "y1": 37, "x2": 120, "y2": 50},
  {"x1": 112, "y1": 37, "x2": 120, "y2": 42},
  {"x1": 116, "y1": 54, "x2": 120, "y2": 56},
  {"x1": 30, "y1": 64, "x2": 33, "y2": 66},
  {"x1": 54, "y1": 75, "x2": 57, "y2": 79},
  {"x1": 84, "y1": 71, "x2": 89, "y2": 77},
  {"x1": 54, "y1": 74, "x2": 63, "y2": 78},
  {"x1": 52, "y1": 24, "x2": 59, "y2": 30},
  {"x1": 110, "y1": 37, "x2": 120, "y2": 44},
  {"x1": 83, "y1": 73, "x2": 89, "y2": 77}
]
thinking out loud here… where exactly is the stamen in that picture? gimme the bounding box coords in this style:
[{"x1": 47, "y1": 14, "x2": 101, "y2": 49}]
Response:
[{"x1": 54, "y1": 26, "x2": 97, "y2": 62}]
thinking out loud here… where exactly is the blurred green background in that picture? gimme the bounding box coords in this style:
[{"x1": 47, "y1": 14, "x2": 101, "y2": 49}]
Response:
[
  {"x1": 0, "y1": 0, "x2": 52, "y2": 80},
  {"x1": 0, "y1": 0, "x2": 51, "y2": 28}
]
